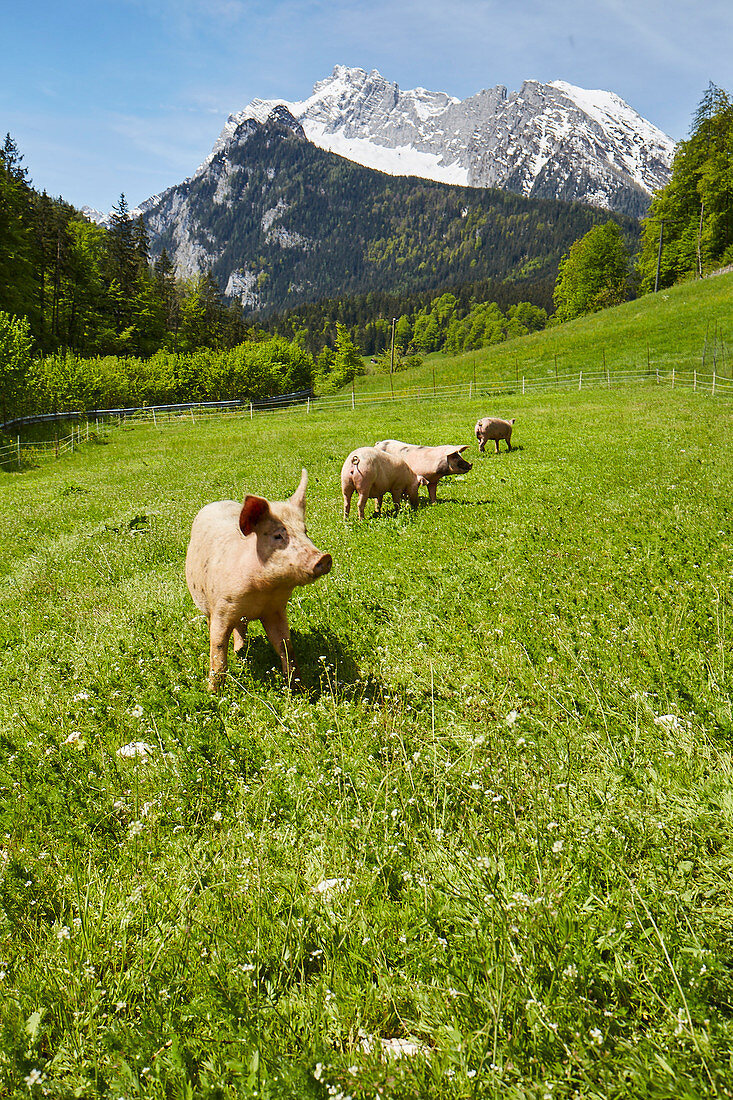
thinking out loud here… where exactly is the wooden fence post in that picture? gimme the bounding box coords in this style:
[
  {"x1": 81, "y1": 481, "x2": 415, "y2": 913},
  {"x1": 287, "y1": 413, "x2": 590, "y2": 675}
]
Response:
[
  {"x1": 578, "y1": 370, "x2": 582, "y2": 391},
  {"x1": 671, "y1": 368, "x2": 675, "y2": 388},
  {"x1": 693, "y1": 370, "x2": 697, "y2": 391},
  {"x1": 712, "y1": 370, "x2": 716, "y2": 396}
]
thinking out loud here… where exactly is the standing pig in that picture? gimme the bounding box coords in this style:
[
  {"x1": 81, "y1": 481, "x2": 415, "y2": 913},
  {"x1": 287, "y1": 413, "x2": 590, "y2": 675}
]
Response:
[
  {"x1": 185, "y1": 469, "x2": 332, "y2": 692},
  {"x1": 374, "y1": 440, "x2": 472, "y2": 504},
  {"x1": 475, "y1": 416, "x2": 516, "y2": 453},
  {"x1": 341, "y1": 446, "x2": 423, "y2": 520}
]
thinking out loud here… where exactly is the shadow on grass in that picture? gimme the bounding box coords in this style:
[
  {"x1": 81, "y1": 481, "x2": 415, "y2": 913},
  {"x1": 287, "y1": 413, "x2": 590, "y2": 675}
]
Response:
[
  {"x1": 237, "y1": 627, "x2": 388, "y2": 704},
  {"x1": 434, "y1": 498, "x2": 498, "y2": 506},
  {"x1": 478, "y1": 444, "x2": 524, "y2": 455}
]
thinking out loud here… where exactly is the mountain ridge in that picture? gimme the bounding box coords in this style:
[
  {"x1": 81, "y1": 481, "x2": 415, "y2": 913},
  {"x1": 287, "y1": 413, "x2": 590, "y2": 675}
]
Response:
[{"x1": 205, "y1": 65, "x2": 675, "y2": 216}]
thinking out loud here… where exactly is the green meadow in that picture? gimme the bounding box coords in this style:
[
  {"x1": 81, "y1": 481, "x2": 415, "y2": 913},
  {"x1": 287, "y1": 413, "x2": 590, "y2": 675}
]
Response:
[
  {"x1": 356, "y1": 271, "x2": 733, "y2": 395},
  {"x1": 2, "y1": 366, "x2": 733, "y2": 1094}
]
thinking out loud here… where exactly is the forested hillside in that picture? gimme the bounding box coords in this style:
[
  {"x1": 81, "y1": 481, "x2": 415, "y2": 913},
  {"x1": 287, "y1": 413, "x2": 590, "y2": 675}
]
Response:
[{"x1": 146, "y1": 112, "x2": 641, "y2": 315}]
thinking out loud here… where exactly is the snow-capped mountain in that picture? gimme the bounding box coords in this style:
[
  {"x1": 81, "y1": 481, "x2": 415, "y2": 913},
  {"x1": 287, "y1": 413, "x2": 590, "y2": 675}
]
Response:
[
  {"x1": 128, "y1": 65, "x2": 669, "y2": 311},
  {"x1": 138, "y1": 104, "x2": 640, "y2": 315},
  {"x1": 205, "y1": 65, "x2": 675, "y2": 216}
]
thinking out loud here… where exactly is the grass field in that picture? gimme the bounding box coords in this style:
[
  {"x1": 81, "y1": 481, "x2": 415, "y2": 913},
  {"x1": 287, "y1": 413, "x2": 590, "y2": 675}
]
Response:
[{"x1": 1, "y1": 381, "x2": 733, "y2": 1098}]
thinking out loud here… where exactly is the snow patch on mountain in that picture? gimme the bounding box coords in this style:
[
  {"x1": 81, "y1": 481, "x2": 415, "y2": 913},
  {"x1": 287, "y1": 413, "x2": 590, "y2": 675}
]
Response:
[{"x1": 305, "y1": 121, "x2": 469, "y2": 184}]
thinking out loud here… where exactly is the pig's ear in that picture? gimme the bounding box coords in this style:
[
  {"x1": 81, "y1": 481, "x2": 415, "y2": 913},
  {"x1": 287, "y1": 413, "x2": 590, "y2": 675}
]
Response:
[
  {"x1": 456, "y1": 445, "x2": 469, "y2": 453},
  {"x1": 289, "y1": 468, "x2": 308, "y2": 512},
  {"x1": 239, "y1": 495, "x2": 271, "y2": 536}
]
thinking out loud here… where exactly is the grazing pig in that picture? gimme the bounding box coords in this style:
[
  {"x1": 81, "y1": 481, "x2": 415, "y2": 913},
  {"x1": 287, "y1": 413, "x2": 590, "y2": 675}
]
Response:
[
  {"x1": 475, "y1": 416, "x2": 516, "y2": 453},
  {"x1": 341, "y1": 446, "x2": 423, "y2": 520},
  {"x1": 374, "y1": 440, "x2": 472, "y2": 504},
  {"x1": 185, "y1": 469, "x2": 332, "y2": 692}
]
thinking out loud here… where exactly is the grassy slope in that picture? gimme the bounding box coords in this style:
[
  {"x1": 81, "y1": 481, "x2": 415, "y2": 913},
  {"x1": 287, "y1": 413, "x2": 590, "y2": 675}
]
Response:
[
  {"x1": 356, "y1": 271, "x2": 733, "y2": 394},
  {"x1": 1, "y1": 307, "x2": 733, "y2": 1094}
]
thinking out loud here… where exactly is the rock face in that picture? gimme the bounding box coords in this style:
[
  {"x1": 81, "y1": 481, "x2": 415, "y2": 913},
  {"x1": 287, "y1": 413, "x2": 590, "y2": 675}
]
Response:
[{"x1": 209, "y1": 66, "x2": 675, "y2": 217}]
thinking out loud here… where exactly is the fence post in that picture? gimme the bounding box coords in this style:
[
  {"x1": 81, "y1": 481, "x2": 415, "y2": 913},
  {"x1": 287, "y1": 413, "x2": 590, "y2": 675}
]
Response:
[
  {"x1": 152, "y1": 407, "x2": 157, "y2": 428},
  {"x1": 712, "y1": 370, "x2": 716, "y2": 396},
  {"x1": 578, "y1": 370, "x2": 582, "y2": 391},
  {"x1": 469, "y1": 380, "x2": 473, "y2": 399},
  {"x1": 655, "y1": 367, "x2": 659, "y2": 384},
  {"x1": 522, "y1": 376, "x2": 525, "y2": 395},
  {"x1": 694, "y1": 370, "x2": 697, "y2": 391},
  {"x1": 17, "y1": 436, "x2": 21, "y2": 467},
  {"x1": 191, "y1": 407, "x2": 195, "y2": 424},
  {"x1": 672, "y1": 368, "x2": 675, "y2": 388},
  {"x1": 250, "y1": 402, "x2": 253, "y2": 419}
]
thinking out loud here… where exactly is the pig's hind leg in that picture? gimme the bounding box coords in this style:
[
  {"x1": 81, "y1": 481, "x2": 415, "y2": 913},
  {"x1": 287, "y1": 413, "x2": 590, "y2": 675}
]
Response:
[
  {"x1": 232, "y1": 619, "x2": 249, "y2": 658},
  {"x1": 261, "y1": 608, "x2": 304, "y2": 690}
]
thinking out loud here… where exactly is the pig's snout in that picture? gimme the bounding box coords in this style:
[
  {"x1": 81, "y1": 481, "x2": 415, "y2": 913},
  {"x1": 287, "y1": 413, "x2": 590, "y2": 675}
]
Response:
[{"x1": 312, "y1": 552, "x2": 333, "y2": 578}]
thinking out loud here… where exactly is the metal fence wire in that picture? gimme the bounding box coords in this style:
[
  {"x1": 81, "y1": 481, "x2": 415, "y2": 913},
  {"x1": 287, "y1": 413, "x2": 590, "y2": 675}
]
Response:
[{"x1": 1, "y1": 368, "x2": 731, "y2": 468}]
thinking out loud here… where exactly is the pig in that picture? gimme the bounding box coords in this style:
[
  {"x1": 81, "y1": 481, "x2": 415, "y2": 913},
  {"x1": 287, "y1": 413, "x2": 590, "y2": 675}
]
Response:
[
  {"x1": 185, "y1": 468, "x2": 332, "y2": 692},
  {"x1": 374, "y1": 440, "x2": 473, "y2": 504},
  {"x1": 475, "y1": 416, "x2": 516, "y2": 453},
  {"x1": 341, "y1": 446, "x2": 423, "y2": 520}
]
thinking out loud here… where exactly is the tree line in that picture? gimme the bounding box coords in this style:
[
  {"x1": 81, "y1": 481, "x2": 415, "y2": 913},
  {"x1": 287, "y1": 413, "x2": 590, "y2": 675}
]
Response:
[{"x1": 0, "y1": 136, "x2": 245, "y2": 358}]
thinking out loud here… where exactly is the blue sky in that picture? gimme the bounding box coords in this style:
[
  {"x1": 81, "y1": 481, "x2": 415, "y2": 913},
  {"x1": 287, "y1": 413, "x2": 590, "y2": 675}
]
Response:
[{"x1": 3, "y1": 0, "x2": 731, "y2": 213}]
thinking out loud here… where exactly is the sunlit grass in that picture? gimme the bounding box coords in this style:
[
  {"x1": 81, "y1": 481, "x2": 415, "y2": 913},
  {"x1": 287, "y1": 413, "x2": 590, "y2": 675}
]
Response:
[{"x1": 1, "y1": 384, "x2": 732, "y2": 1097}]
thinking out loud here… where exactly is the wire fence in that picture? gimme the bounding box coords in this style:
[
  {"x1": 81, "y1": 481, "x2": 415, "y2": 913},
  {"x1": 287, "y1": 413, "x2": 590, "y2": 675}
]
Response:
[{"x1": 1, "y1": 366, "x2": 732, "y2": 470}]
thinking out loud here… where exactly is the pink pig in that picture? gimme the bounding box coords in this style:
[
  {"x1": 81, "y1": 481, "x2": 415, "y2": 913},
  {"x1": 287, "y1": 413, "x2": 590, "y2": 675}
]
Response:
[{"x1": 185, "y1": 469, "x2": 332, "y2": 691}]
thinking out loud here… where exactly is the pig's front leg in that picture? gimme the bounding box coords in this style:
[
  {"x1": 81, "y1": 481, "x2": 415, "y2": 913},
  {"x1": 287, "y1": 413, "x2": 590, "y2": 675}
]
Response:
[
  {"x1": 208, "y1": 613, "x2": 233, "y2": 692},
  {"x1": 260, "y1": 609, "x2": 304, "y2": 690}
]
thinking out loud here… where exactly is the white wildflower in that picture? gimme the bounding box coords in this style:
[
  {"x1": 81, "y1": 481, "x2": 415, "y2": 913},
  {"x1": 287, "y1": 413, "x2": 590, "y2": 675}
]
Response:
[
  {"x1": 128, "y1": 820, "x2": 144, "y2": 838},
  {"x1": 73, "y1": 692, "x2": 89, "y2": 702},
  {"x1": 505, "y1": 709, "x2": 519, "y2": 726},
  {"x1": 57, "y1": 925, "x2": 71, "y2": 941},
  {"x1": 380, "y1": 1037, "x2": 429, "y2": 1058},
  {"x1": 654, "y1": 714, "x2": 680, "y2": 731},
  {"x1": 116, "y1": 741, "x2": 155, "y2": 762},
  {"x1": 589, "y1": 1027, "x2": 603, "y2": 1045},
  {"x1": 130, "y1": 704, "x2": 144, "y2": 719},
  {"x1": 212, "y1": 811, "x2": 222, "y2": 822},
  {"x1": 63, "y1": 730, "x2": 85, "y2": 747},
  {"x1": 313, "y1": 1063, "x2": 323, "y2": 1081},
  {"x1": 313, "y1": 877, "x2": 351, "y2": 894},
  {"x1": 552, "y1": 839, "x2": 564, "y2": 854},
  {"x1": 24, "y1": 1069, "x2": 43, "y2": 1087}
]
